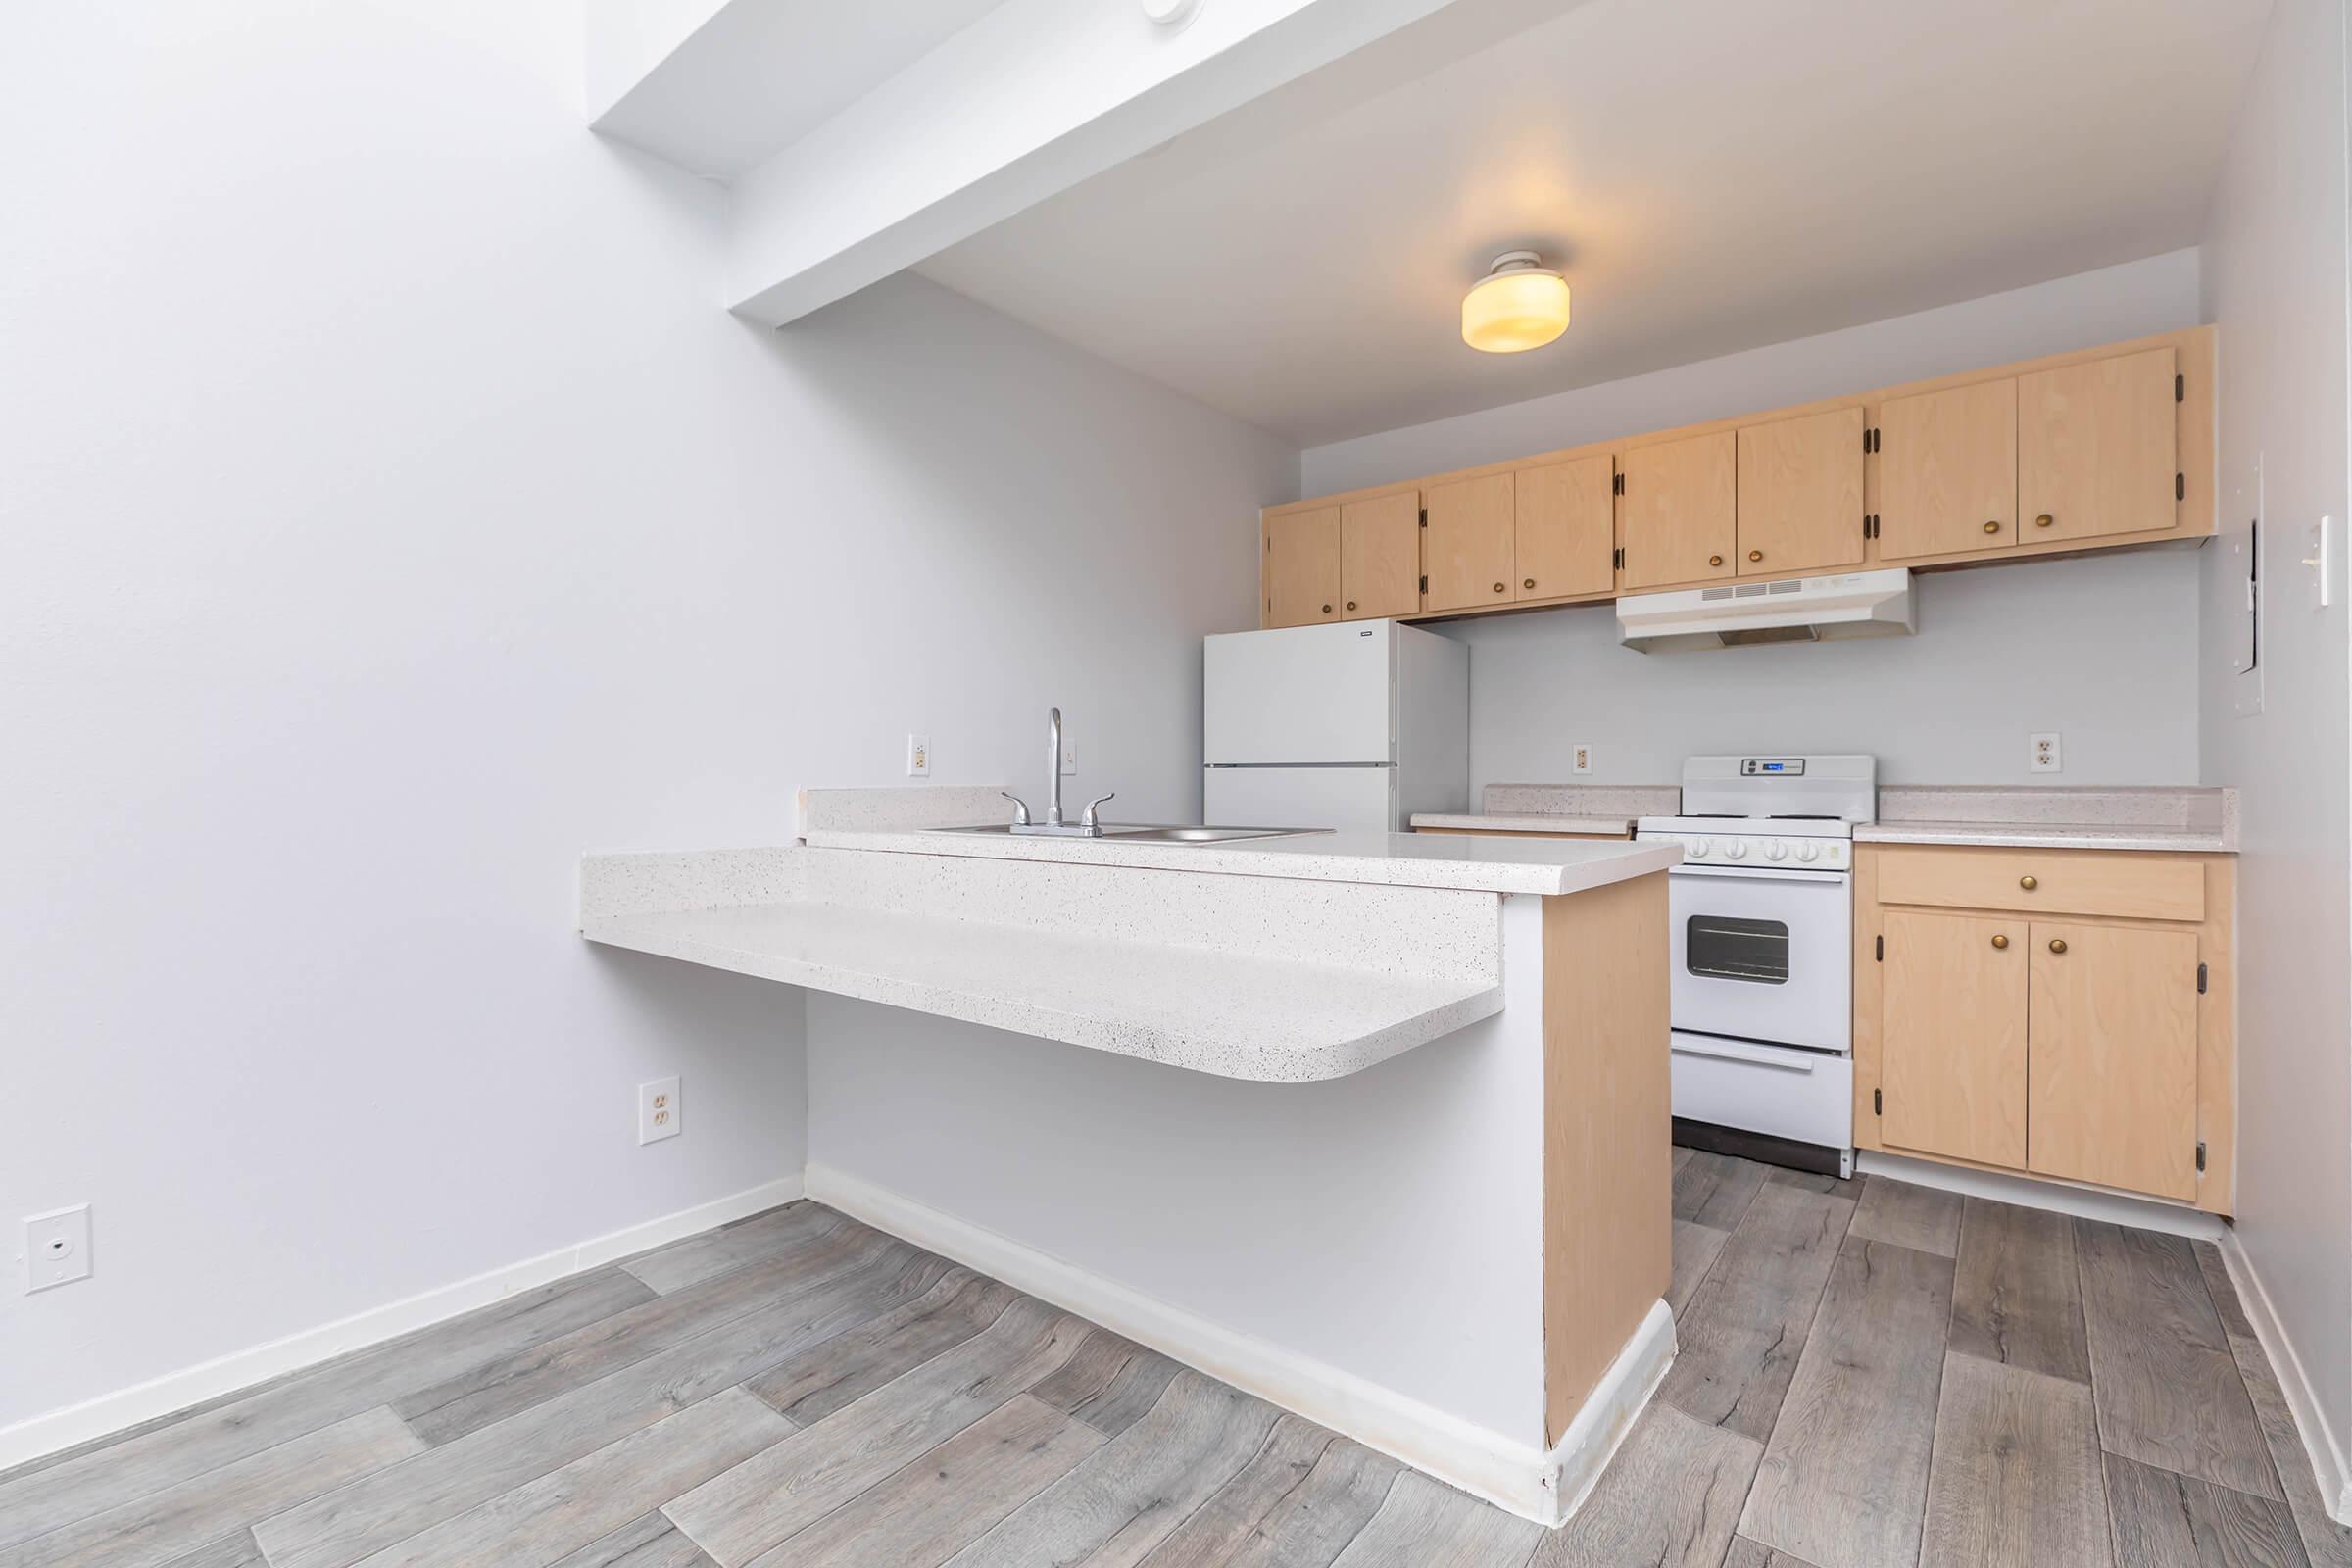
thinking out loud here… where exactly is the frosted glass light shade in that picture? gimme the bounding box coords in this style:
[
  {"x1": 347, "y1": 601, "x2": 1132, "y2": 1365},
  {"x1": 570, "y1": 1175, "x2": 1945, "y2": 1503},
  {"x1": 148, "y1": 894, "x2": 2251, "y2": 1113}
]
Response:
[{"x1": 1462, "y1": 256, "x2": 1571, "y2": 353}]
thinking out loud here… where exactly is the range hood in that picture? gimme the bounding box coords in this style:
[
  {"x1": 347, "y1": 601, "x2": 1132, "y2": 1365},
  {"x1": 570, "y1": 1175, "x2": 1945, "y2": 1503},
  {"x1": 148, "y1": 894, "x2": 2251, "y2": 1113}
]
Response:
[{"x1": 1617, "y1": 567, "x2": 1915, "y2": 652}]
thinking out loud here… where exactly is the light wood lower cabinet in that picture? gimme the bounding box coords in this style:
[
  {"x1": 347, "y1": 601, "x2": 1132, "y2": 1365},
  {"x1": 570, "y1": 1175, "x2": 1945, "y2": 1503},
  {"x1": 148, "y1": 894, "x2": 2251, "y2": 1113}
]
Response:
[
  {"x1": 1855, "y1": 844, "x2": 2233, "y2": 1213},
  {"x1": 1880, "y1": 909, "x2": 2028, "y2": 1169}
]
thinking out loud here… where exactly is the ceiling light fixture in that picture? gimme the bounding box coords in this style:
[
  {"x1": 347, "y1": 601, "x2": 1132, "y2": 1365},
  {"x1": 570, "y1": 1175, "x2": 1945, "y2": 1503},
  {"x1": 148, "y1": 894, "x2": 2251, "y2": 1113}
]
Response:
[{"x1": 1462, "y1": 250, "x2": 1570, "y2": 354}]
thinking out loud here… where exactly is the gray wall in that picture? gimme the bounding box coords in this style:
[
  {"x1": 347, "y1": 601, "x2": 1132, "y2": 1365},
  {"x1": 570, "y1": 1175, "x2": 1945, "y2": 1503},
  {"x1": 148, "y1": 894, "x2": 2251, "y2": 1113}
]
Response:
[
  {"x1": 2196, "y1": 0, "x2": 2352, "y2": 1509},
  {"x1": 1446, "y1": 550, "x2": 2200, "y2": 790}
]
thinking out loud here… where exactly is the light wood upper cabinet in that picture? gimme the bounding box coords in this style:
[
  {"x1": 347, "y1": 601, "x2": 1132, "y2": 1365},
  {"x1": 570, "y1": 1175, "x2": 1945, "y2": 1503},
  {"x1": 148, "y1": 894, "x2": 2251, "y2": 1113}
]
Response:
[
  {"x1": 1423, "y1": 473, "x2": 1517, "y2": 612},
  {"x1": 1880, "y1": 909, "x2": 2028, "y2": 1169},
  {"x1": 2019, "y1": 346, "x2": 2178, "y2": 543},
  {"x1": 1736, "y1": 407, "x2": 1865, "y2": 573},
  {"x1": 2028, "y1": 921, "x2": 2200, "y2": 1200},
  {"x1": 1617, "y1": 431, "x2": 1737, "y2": 590},
  {"x1": 1339, "y1": 492, "x2": 1422, "y2": 619},
  {"x1": 1876, "y1": 378, "x2": 2018, "y2": 560},
  {"x1": 1514, "y1": 456, "x2": 1614, "y2": 601},
  {"x1": 1262, "y1": 505, "x2": 1340, "y2": 628}
]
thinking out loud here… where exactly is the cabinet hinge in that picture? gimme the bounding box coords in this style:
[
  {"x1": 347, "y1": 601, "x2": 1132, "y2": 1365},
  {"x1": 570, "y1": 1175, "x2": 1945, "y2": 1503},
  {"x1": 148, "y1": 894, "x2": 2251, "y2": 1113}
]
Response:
[
  {"x1": 1865, "y1": 426, "x2": 1881, "y2": 454},
  {"x1": 2197, "y1": 961, "x2": 2208, "y2": 994},
  {"x1": 1264, "y1": 536, "x2": 1271, "y2": 553},
  {"x1": 1418, "y1": 574, "x2": 1428, "y2": 593},
  {"x1": 1613, "y1": 472, "x2": 1625, "y2": 496},
  {"x1": 1864, "y1": 513, "x2": 1880, "y2": 541},
  {"x1": 2177, "y1": 472, "x2": 2186, "y2": 502},
  {"x1": 1419, "y1": 508, "x2": 1428, "y2": 527},
  {"x1": 1874, "y1": 1088, "x2": 1883, "y2": 1116},
  {"x1": 1875, "y1": 933, "x2": 1884, "y2": 962},
  {"x1": 1613, "y1": 547, "x2": 1625, "y2": 571},
  {"x1": 2196, "y1": 1140, "x2": 2207, "y2": 1174},
  {"x1": 2177, "y1": 372, "x2": 2185, "y2": 403}
]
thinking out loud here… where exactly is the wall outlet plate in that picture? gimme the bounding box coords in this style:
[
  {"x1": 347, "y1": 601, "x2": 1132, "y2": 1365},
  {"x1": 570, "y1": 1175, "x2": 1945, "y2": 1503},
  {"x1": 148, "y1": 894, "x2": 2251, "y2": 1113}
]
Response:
[
  {"x1": 24, "y1": 1205, "x2": 91, "y2": 1293},
  {"x1": 2029, "y1": 732, "x2": 2063, "y2": 773},
  {"x1": 638, "y1": 1077, "x2": 680, "y2": 1145},
  {"x1": 906, "y1": 734, "x2": 930, "y2": 777},
  {"x1": 1570, "y1": 743, "x2": 1593, "y2": 776}
]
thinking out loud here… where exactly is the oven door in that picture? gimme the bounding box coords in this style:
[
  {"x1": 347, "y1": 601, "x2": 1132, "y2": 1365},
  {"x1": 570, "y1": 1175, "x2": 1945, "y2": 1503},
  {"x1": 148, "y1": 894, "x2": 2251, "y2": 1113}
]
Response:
[{"x1": 1666, "y1": 863, "x2": 1852, "y2": 1053}]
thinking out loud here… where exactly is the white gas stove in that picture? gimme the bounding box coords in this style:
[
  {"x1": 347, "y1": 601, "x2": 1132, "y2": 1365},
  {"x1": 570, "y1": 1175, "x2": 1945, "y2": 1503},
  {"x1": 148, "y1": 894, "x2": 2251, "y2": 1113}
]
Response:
[{"x1": 1636, "y1": 755, "x2": 1877, "y2": 1177}]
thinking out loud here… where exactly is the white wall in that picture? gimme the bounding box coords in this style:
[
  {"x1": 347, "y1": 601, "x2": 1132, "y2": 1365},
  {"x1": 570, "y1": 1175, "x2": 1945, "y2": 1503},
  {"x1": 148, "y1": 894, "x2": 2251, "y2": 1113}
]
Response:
[
  {"x1": 2196, "y1": 0, "x2": 2352, "y2": 1514},
  {"x1": 1449, "y1": 552, "x2": 2200, "y2": 790},
  {"x1": 1299, "y1": 252, "x2": 2210, "y2": 789},
  {"x1": 0, "y1": 1, "x2": 1292, "y2": 1436}
]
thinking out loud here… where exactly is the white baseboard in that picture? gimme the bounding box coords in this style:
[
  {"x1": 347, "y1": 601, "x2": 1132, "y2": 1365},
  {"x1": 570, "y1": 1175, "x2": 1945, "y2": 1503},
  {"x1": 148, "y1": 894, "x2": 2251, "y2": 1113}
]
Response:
[
  {"x1": 0, "y1": 1173, "x2": 805, "y2": 1473},
  {"x1": 805, "y1": 1159, "x2": 1672, "y2": 1526},
  {"x1": 2218, "y1": 1230, "x2": 2352, "y2": 1526},
  {"x1": 1856, "y1": 1151, "x2": 2225, "y2": 1241}
]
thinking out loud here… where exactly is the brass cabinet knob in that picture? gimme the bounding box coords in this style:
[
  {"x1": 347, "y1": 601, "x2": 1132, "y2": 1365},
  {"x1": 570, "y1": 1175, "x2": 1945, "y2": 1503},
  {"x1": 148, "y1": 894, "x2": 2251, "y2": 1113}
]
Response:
[
  {"x1": 1523, "y1": 577, "x2": 1536, "y2": 590},
  {"x1": 1748, "y1": 549, "x2": 1764, "y2": 563},
  {"x1": 2019, "y1": 874, "x2": 2038, "y2": 890},
  {"x1": 2048, "y1": 937, "x2": 2069, "y2": 955},
  {"x1": 1983, "y1": 520, "x2": 2001, "y2": 534},
  {"x1": 1709, "y1": 554, "x2": 1725, "y2": 566},
  {"x1": 1494, "y1": 581, "x2": 1506, "y2": 594},
  {"x1": 2035, "y1": 514, "x2": 2054, "y2": 529},
  {"x1": 1321, "y1": 604, "x2": 1333, "y2": 614},
  {"x1": 1345, "y1": 601, "x2": 1357, "y2": 612},
  {"x1": 1991, "y1": 934, "x2": 2009, "y2": 950}
]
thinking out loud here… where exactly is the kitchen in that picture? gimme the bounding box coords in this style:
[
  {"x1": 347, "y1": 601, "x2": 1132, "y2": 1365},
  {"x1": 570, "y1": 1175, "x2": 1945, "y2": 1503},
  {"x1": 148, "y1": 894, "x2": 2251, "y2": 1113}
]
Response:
[{"x1": 5, "y1": 2, "x2": 2348, "y2": 1567}]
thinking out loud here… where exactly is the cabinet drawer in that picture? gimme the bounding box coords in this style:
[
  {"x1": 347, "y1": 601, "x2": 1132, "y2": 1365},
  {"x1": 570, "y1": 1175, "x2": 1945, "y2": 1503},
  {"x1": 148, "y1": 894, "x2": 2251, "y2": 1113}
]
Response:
[{"x1": 1874, "y1": 846, "x2": 2204, "y2": 922}]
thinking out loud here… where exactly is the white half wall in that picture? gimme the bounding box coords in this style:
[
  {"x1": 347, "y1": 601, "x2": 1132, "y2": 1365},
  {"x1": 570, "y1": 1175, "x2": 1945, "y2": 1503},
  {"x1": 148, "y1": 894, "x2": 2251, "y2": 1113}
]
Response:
[
  {"x1": 0, "y1": 0, "x2": 1292, "y2": 1441},
  {"x1": 2196, "y1": 0, "x2": 2352, "y2": 1521},
  {"x1": 802, "y1": 895, "x2": 1551, "y2": 1449}
]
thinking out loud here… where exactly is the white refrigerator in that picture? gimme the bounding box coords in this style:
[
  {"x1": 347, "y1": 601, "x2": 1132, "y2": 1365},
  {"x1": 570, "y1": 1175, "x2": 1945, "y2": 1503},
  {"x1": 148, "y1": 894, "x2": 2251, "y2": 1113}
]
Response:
[{"x1": 1203, "y1": 620, "x2": 1470, "y2": 831}]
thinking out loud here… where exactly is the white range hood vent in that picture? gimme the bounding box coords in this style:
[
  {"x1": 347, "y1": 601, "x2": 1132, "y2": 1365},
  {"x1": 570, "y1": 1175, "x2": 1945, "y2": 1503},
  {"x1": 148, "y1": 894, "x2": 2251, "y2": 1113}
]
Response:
[{"x1": 1617, "y1": 567, "x2": 1915, "y2": 653}]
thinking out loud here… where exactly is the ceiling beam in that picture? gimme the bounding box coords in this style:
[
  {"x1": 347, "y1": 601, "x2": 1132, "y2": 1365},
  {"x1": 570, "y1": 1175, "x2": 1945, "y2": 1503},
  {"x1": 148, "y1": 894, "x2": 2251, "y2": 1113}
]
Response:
[{"x1": 722, "y1": 0, "x2": 1483, "y2": 328}]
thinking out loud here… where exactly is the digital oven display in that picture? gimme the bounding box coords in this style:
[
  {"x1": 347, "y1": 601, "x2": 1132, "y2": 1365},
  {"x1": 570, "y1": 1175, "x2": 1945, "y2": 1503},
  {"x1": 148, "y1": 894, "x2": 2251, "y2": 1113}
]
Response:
[{"x1": 1740, "y1": 758, "x2": 1806, "y2": 776}]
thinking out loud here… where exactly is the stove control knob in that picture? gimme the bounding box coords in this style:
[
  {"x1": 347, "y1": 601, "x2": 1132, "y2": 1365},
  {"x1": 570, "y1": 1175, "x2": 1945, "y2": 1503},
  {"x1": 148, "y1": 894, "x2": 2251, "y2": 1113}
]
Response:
[
  {"x1": 1689, "y1": 837, "x2": 1712, "y2": 858},
  {"x1": 1721, "y1": 840, "x2": 1748, "y2": 860},
  {"x1": 1795, "y1": 841, "x2": 1821, "y2": 862},
  {"x1": 1764, "y1": 840, "x2": 1788, "y2": 861}
]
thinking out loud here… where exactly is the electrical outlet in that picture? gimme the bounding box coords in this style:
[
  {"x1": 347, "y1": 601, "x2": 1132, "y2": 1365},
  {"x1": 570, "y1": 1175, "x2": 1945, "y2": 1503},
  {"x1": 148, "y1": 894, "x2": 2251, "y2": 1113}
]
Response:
[
  {"x1": 906, "y1": 733, "x2": 930, "y2": 778},
  {"x1": 638, "y1": 1077, "x2": 680, "y2": 1145},
  {"x1": 1060, "y1": 737, "x2": 1077, "y2": 776},
  {"x1": 2029, "y1": 732, "x2": 2063, "y2": 773},
  {"x1": 1570, "y1": 743, "x2": 1594, "y2": 776},
  {"x1": 24, "y1": 1205, "x2": 91, "y2": 1293}
]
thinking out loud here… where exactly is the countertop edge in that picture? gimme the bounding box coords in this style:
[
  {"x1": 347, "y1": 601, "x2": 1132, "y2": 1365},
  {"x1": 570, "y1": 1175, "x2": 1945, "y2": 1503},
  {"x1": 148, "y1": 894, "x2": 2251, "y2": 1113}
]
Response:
[{"x1": 1853, "y1": 823, "x2": 2237, "y2": 854}]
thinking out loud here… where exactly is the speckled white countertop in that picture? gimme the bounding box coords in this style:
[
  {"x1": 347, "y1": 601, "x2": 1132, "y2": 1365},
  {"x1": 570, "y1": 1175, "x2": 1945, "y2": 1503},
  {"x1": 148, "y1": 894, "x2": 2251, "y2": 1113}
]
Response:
[
  {"x1": 1409, "y1": 813, "x2": 1637, "y2": 836},
  {"x1": 1858, "y1": 785, "x2": 2238, "y2": 854},
  {"x1": 583, "y1": 898, "x2": 1501, "y2": 1083},
  {"x1": 796, "y1": 826, "x2": 1682, "y2": 896}
]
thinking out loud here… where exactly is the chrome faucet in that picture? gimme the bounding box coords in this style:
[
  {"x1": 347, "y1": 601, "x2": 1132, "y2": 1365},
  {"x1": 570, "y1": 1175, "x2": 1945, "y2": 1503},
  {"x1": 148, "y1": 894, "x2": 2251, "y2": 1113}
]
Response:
[{"x1": 1004, "y1": 708, "x2": 1114, "y2": 836}]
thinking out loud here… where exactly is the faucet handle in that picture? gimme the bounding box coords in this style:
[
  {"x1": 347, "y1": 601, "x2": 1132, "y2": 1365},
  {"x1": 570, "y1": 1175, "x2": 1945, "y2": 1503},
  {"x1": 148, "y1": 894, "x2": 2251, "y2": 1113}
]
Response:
[
  {"x1": 1081, "y1": 792, "x2": 1116, "y2": 830},
  {"x1": 1001, "y1": 791, "x2": 1032, "y2": 827}
]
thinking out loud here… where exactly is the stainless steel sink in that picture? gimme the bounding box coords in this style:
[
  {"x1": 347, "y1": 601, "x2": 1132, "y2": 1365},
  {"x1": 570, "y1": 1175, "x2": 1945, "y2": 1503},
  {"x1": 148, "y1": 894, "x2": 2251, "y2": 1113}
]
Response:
[{"x1": 934, "y1": 823, "x2": 1326, "y2": 844}]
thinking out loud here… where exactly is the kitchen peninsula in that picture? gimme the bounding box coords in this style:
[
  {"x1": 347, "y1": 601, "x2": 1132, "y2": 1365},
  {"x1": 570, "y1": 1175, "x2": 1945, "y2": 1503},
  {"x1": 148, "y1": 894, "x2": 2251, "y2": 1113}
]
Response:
[{"x1": 579, "y1": 786, "x2": 1681, "y2": 1525}]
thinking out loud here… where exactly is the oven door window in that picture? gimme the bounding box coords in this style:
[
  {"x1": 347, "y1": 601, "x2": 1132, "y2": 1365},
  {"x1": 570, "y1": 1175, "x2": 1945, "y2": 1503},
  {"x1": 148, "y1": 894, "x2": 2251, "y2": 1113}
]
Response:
[{"x1": 1686, "y1": 915, "x2": 1790, "y2": 985}]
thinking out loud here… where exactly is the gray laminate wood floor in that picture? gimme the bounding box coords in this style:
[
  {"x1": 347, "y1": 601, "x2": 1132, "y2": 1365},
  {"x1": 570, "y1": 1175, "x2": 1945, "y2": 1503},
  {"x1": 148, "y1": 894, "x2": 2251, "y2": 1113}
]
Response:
[{"x1": 6, "y1": 1152, "x2": 2348, "y2": 1568}]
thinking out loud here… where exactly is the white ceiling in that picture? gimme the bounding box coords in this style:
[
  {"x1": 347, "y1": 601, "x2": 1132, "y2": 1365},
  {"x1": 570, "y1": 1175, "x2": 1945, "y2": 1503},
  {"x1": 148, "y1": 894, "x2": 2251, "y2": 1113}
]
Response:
[
  {"x1": 594, "y1": 0, "x2": 1004, "y2": 179},
  {"x1": 916, "y1": 0, "x2": 2272, "y2": 447}
]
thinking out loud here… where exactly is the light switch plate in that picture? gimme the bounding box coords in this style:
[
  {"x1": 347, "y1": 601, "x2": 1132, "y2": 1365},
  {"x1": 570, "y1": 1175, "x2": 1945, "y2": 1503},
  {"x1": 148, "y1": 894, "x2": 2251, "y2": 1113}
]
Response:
[
  {"x1": 2308, "y1": 517, "x2": 2335, "y2": 611},
  {"x1": 638, "y1": 1077, "x2": 680, "y2": 1145},
  {"x1": 24, "y1": 1205, "x2": 91, "y2": 1293},
  {"x1": 1570, "y1": 743, "x2": 1593, "y2": 776},
  {"x1": 2029, "y1": 732, "x2": 2062, "y2": 773}
]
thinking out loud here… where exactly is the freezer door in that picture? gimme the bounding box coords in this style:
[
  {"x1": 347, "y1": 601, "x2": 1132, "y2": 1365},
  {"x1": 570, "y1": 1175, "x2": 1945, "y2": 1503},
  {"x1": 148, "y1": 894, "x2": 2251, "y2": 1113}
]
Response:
[
  {"x1": 1204, "y1": 622, "x2": 1394, "y2": 765},
  {"x1": 1204, "y1": 765, "x2": 1396, "y2": 831}
]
